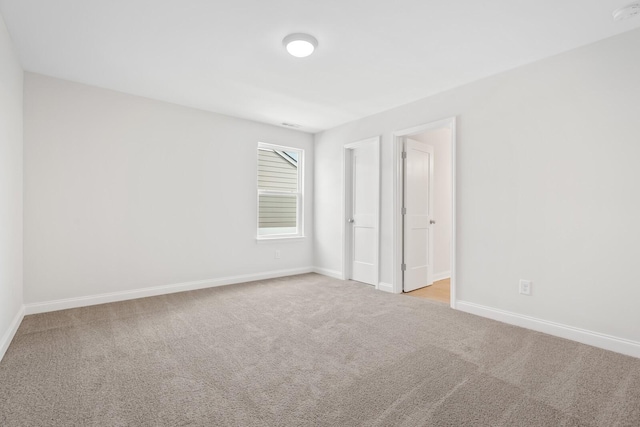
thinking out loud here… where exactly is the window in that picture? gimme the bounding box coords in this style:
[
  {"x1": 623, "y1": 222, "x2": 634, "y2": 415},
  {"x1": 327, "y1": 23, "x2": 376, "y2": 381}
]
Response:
[{"x1": 257, "y1": 143, "x2": 304, "y2": 238}]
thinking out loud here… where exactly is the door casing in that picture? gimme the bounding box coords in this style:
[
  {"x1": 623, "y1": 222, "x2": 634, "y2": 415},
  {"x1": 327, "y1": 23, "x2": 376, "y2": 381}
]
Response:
[{"x1": 392, "y1": 118, "x2": 457, "y2": 307}]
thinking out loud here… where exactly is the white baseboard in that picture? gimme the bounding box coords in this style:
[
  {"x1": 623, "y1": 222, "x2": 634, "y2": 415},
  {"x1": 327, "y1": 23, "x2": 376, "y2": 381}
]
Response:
[
  {"x1": 312, "y1": 267, "x2": 343, "y2": 280},
  {"x1": 24, "y1": 267, "x2": 314, "y2": 315},
  {"x1": 377, "y1": 282, "x2": 395, "y2": 293},
  {"x1": 0, "y1": 305, "x2": 25, "y2": 362},
  {"x1": 456, "y1": 301, "x2": 640, "y2": 359},
  {"x1": 433, "y1": 271, "x2": 451, "y2": 282}
]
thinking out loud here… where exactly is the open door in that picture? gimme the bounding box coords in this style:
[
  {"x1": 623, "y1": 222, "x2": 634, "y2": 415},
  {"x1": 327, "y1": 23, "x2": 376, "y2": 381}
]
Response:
[{"x1": 403, "y1": 138, "x2": 434, "y2": 292}]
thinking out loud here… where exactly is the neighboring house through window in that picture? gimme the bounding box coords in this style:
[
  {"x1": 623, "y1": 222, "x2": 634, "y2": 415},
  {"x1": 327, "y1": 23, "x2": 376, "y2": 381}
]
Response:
[{"x1": 257, "y1": 142, "x2": 303, "y2": 238}]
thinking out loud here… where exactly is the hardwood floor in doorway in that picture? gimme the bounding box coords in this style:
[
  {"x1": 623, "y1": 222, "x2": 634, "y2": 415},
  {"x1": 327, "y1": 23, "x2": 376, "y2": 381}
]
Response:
[{"x1": 405, "y1": 278, "x2": 450, "y2": 304}]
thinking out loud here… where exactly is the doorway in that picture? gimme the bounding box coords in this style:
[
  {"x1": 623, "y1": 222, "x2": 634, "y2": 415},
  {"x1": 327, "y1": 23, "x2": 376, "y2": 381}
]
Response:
[
  {"x1": 393, "y1": 118, "x2": 456, "y2": 307},
  {"x1": 403, "y1": 139, "x2": 435, "y2": 292},
  {"x1": 343, "y1": 136, "x2": 380, "y2": 288}
]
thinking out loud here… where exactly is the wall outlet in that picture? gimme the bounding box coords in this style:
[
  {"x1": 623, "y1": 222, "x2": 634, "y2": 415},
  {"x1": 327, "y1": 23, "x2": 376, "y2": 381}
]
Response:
[
  {"x1": 274, "y1": 250, "x2": 281, "y2": 259},
  {"x1": 519, "y1": 279, "x2": 532, "y2": 296}
]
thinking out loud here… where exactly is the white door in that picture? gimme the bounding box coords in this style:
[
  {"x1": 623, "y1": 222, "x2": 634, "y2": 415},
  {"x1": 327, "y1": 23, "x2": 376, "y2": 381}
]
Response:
[
  {"x1": 347, "y1": 142, "x2": 378, "y2": 285},
  {"x1": 403, "y1": 138, "x2": 434, "y2": 292}
]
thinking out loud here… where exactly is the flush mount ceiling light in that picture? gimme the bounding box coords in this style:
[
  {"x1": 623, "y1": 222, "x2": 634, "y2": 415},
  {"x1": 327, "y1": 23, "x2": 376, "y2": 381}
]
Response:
[
  {"x1": 613, "y1": 2, "x2": 640, "y2": 21},
  {"x1": 283, "y1": 33, "x2": 318, "y2": 58}
]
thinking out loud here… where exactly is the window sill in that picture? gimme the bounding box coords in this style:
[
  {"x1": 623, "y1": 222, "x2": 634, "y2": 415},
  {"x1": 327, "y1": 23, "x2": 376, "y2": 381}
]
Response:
[{"x1": 256, "y1": 235, "x2": 306, "y2": 243}]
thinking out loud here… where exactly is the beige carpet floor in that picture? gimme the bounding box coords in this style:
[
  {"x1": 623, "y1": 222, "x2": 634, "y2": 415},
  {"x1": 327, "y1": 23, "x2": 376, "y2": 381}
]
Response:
[{"x1": 1, "y1": 273, "x2": 639, "y2": 426}]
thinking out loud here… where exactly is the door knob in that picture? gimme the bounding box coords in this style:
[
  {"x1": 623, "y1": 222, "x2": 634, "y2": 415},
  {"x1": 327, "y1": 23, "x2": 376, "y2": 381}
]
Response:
[
  {"x1": 347, "y1": 218, "x2": 355, "y2": 223},
  {"x1": 430, "y1": 220, "x2": 436, "y2": 224}
]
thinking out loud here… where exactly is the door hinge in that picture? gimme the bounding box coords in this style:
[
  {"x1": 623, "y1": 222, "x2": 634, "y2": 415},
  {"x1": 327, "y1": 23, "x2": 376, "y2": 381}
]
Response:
[
  {"x1": 402, "y1": 151, "x2": 407, "y2": 159},
  {"x1": 401, "y1": 263, "x2": 406, "y2": 271},
  {"x1": 402, "y1": 207, "x2": 407, "y2": 215}
]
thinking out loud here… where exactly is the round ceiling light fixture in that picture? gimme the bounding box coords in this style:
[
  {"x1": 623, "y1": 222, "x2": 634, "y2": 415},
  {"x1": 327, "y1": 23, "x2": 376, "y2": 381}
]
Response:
[
  {"x1": 283, "y1": 33, "x2": 318, "y2": 58},
  {"x1": 613, "y1": 2, "x2": 640, "y2": 21}
]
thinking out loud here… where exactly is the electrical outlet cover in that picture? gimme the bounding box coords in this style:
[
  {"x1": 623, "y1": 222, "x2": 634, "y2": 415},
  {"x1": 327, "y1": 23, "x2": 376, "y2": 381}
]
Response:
[{"x1": 519, "y1": 279, "x2": 532, "y2": 295}]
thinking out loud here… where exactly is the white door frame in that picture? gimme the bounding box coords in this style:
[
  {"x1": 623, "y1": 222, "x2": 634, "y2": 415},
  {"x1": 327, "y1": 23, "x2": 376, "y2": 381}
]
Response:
[
  {"x1": 342, "y1": 136, "x2": 380, "y2": 288},
  {"x1": 392, "y1": 118, "x2": 457, "y2": 308}
]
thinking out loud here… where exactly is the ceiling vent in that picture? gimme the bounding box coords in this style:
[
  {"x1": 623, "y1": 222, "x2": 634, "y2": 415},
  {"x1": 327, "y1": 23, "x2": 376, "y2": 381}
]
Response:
[{"x1": 613, "y1": 2, "x2": 640, "y2": 21}]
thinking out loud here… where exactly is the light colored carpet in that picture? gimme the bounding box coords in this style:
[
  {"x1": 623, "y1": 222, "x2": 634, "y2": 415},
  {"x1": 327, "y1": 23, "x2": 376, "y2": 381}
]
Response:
[{"x1": 1, "y1": 273, "x2": 639, "y2": 426}]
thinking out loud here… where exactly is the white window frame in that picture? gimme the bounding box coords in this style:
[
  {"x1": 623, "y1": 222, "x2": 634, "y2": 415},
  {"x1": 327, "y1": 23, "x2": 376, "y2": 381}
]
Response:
[{"x1": 256, "y1": 142, "x2": 304, "y2": 240}]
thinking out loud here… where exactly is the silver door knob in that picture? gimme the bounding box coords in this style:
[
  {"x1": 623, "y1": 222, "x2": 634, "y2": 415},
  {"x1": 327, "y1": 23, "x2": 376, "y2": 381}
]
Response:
[
  {"x1": 347, "y1": 218, "x2": 355, "y2": 223},
  {"x1": 430, "y1": 220, "x2": 436, "y2": 224}
]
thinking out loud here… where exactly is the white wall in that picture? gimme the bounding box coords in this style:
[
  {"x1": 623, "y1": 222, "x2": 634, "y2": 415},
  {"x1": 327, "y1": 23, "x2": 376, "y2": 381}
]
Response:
[
  {"x1": 413, "y1": 129, "x2": 451, "y2": 279},
  {"x1": 24, "y1": 73, "x2": 314, "y2": 304},
  {"x1": 0, "y1": 14, "x2": 23, "y2": 354},
  {"x1": 314, "y1": 28, "x2": 640, "y2": 344}
]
